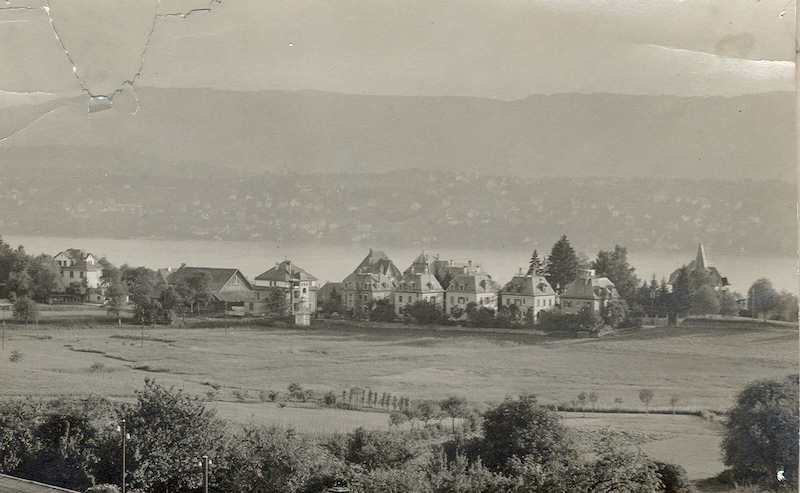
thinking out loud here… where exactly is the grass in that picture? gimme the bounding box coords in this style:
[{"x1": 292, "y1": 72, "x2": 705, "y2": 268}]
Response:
[{"x1": 0, "y1": 317, "x2": 795, "y2": 484}]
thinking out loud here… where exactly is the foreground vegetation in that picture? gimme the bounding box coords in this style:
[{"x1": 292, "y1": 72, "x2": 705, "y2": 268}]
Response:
[{"x1": 1, "y1": 375, "x2": 795, "y2": 493}]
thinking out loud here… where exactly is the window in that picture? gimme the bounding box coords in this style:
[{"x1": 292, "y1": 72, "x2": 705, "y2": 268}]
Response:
[
  {"x1": 80, "y1": 271, "x2": 84, "y2": 278},
  {"x1": 458, "y1": 297, "x2": 465, "y2": 304},
  {"x1": 451, "y1": 297, "x2": 455, "y2": 304},
  {"x1": 399, "y1": 296, "x2": 403, "y2": 302},
  {"x1": 249, "y1": 303, "x2": 254, "y2": 310},
  {"x1": 70, "y1": 271, "x2": 74, "y2": 278}
]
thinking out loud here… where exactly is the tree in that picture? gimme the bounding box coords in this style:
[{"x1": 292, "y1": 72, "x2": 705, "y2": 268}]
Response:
[
  {"x1": 440, "y1": 395, "x2": 468, "y2": 432},
  {"x1": 6, "y1": 269, "x2": 33, "y2": 299},
  {"x1": 589, "y1": 392, "x2": 598, "y2": 412},
  {"x1": 526, "y1": 249, "x2": 545, "y2": 276},
  {"x1": 216, "y1": 425, "x2": 336, "y2": 493},
  {"x1": 748, "y1": 278, "x2": 779, "y2": 321},
  {"x1": 465, "y1": 304, "x2": 495, "y2": 328},
  {"x1": 368, "y1": 298, "x2": 395, "y2": 322},
  {"x1": 325, "y1": 427, "x2": 415, "y2": 471},
  {"x1": 320, "y1": 287, "x2": 343, "y2": 315},
  {"x1": 13, "y1": 296, "x2": 38, "y2": 325},
  {"x1": 265, "y1": 289, "x2": 288, "y2": 317},
  {"x1": 669, "y1": 396, "x2": 679, "y2": 414},
  {"x1": 27, "y1": 255, "x2": 62, "y2": 302},
  {"x1": 601, "y1": 299, "x2": 630, "y2": 328},
  {"x1": 638, "y1": 389, "x2": 654, "y2": 414},
  {"x1": 125, "y1": 378, "x2": 226, "y2": 493},
  {"x1": 591, "y1": 245, "x2": 639, "y2": 301},
  {"x1": 106, "y1": 278, "x2": 129, "y2": 325},
  {"x1": 718, "y1": 290, "x2": 740, "y2": 316},
  {"x1": 122, "y1": 266, "x2": 157, "y2": 324},
  {"x1": 403, "y1": 300, "x2": 445, "y2": 325},
  {"x1": 721, "y1": 375, "x2": 799, "y2": 490},
  {"x1": 480, "y1": 394, "x2": 575, "y2": 473},
  {"x1": 689, "y1": 285, "x2": 720, "y2": 315},
  {"x1": 545, "y1": 235, "x2": 580, "y2": 292},
  {"x1": 577, "y1": 392, "x2": 587, "y2": 417},
  {"x1": 184, "y1": 272, "x2": 213, "y2": 316}
]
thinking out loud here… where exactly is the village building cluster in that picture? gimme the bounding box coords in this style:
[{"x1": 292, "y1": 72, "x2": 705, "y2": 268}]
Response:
[{"x1": 45, "y1": 246, "x2": 638, "y2": 327}]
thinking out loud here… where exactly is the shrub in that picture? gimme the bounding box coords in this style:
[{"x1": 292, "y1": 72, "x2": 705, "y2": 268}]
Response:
[
  {"x1": 480, "y1": 394, "x2": 576, "y2": 473},
  {"x1": 322, "y1": 391, "x2": 338, "y2": 406},
  {"x1": 324, "y1": 427, "x2": 416, "y2": 471},
  {"x1": 88, "y1": 362, "x2": 106, "y2": 373},
  {"x1": 232, "y1": 389, "x2": 248, "y2": 402},
  {"x1": 654, "y1": 461, "x2": 695, "y2": 493},
  {"x1": 9, "y1": 350, "x2": 23, "y2": 363}
]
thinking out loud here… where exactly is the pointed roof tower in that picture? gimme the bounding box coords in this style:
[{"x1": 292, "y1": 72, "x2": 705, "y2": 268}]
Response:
[{"x1": 695, "y1": 243, "x2": 707, "y2": 271}]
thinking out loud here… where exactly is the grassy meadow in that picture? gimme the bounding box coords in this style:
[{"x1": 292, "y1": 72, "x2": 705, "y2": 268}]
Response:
[{"x1": 0, "y1": 315, "x2": 795, "y2": 484}]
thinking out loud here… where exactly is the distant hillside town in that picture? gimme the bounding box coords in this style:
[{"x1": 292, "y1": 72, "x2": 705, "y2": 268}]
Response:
[
  {"x1": 0, "y1": 169, "x2": 795, "y2": 257},
  {"x1": 1, "y1": 235, "x2": 796, "y2": 330}
]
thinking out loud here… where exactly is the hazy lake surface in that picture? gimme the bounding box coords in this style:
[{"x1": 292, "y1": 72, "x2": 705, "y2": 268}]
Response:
[{"x1": 5, "y1": 235, "x2": 798, "y2": 294}]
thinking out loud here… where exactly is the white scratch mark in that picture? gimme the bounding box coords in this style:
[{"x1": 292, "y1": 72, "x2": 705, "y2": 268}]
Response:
[{"x1": 0, "y1": 107, "x2": 61, "y2": 144}]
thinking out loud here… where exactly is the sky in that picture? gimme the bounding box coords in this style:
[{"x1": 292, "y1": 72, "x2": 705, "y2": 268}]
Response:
[{"x1": 0, "y1": 0, "x2": 795, "y2": 103}]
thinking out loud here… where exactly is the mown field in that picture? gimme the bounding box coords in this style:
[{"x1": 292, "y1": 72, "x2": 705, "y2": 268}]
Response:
[{"x1": 0, "y1": 315, "x2": 795, "y2": 483}]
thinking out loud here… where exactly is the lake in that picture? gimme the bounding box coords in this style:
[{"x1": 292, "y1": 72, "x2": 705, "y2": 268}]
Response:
[{"x1": 4, "y1": 235, "x2": 798, "y2": 294}]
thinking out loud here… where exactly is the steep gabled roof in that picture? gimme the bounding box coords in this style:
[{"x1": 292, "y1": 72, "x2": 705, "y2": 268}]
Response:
[
  {"x1": 351, "y1": 249, "x2": 401, "y2": 278},
  {"x1": 503, "y1": 275, "x2": 556, "y2": 297},
  {"x1": 55, "y1": 248, "x2": 87, "y2": 261},
  {"x1": 166, "y1": 265, "x2": 253, "y2": 293},
  {"x1": 255, "y1": 260, "x2": 317, "y2": 282},
  {"x1": 403, "y1": 251, "x2": 439, "y2": 275}
]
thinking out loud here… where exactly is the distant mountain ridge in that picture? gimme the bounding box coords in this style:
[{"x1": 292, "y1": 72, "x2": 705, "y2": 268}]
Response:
[{"x1": 1, "y1": 88, "x2": 794, "y2": 182}]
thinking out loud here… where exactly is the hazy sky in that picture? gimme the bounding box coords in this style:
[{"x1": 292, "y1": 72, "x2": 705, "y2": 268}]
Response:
[{"x1": 1, "y1": 0, "x2": 795, "y2": 102}]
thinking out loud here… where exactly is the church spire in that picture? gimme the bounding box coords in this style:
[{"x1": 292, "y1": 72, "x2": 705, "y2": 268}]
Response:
[{"x1": 695, "y1": 242, "x2": 707, "y2": 271}]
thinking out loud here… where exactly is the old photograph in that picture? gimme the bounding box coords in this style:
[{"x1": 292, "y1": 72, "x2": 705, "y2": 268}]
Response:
[{"x1": 0, "y1": 1, "x2": 797, "y2": 492}]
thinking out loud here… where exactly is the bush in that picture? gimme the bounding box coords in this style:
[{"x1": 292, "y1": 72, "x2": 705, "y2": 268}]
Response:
[
  {"x1": 88, "y1": 362, "x2": 106, "y2": 373},
  {"x1": 402, "y1": 300, "x2": 446, "y2": 325},
  {"x1": 480, "y1": 394, "x2": 576, "y2": 472},
  {"x1": 13, "y1": 296, "x2": 38, "y2": 324},
  {"x1": 654, "y1": 461, "x2": 695, "y2": 493},
  {"x1": 324, "y1": 428, "x2": 416, "y2": 471},
  {"x1": 9, "y1": 350, "x2": 23, "y2": 362}
]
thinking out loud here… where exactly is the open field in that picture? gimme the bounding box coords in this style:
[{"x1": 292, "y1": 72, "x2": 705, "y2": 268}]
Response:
[{"x1": 0, "y1": 318, "x2": 795, "y2": 482}]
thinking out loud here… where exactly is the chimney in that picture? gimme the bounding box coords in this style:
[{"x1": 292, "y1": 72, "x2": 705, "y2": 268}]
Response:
[
  {"x1": 518, "y1": 267, "x2": 523, "y2": 276},
  {"x1": 181, "y1": 263, "x2": 186, "y2": 268}
]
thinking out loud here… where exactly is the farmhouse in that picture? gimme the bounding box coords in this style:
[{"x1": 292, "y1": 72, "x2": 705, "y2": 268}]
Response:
[
  {"x1": 394, "y1": 252, "x2": 445, "y2": 315},
  {"x1": 341, "y1": 249, "x2": 401, "y2": 316},
  {"x1": 560, "y1": 269, "x2": 619, "y2": 317},
  {"x1": 500, "y1": 269, "x2": 557, "y2": 320},
  {"x1": 164, "y1": 264, "x2": 254, "y2": 313},
  {"x1": 248, "y1": 260, "x2": 318, "y2": 318}
]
